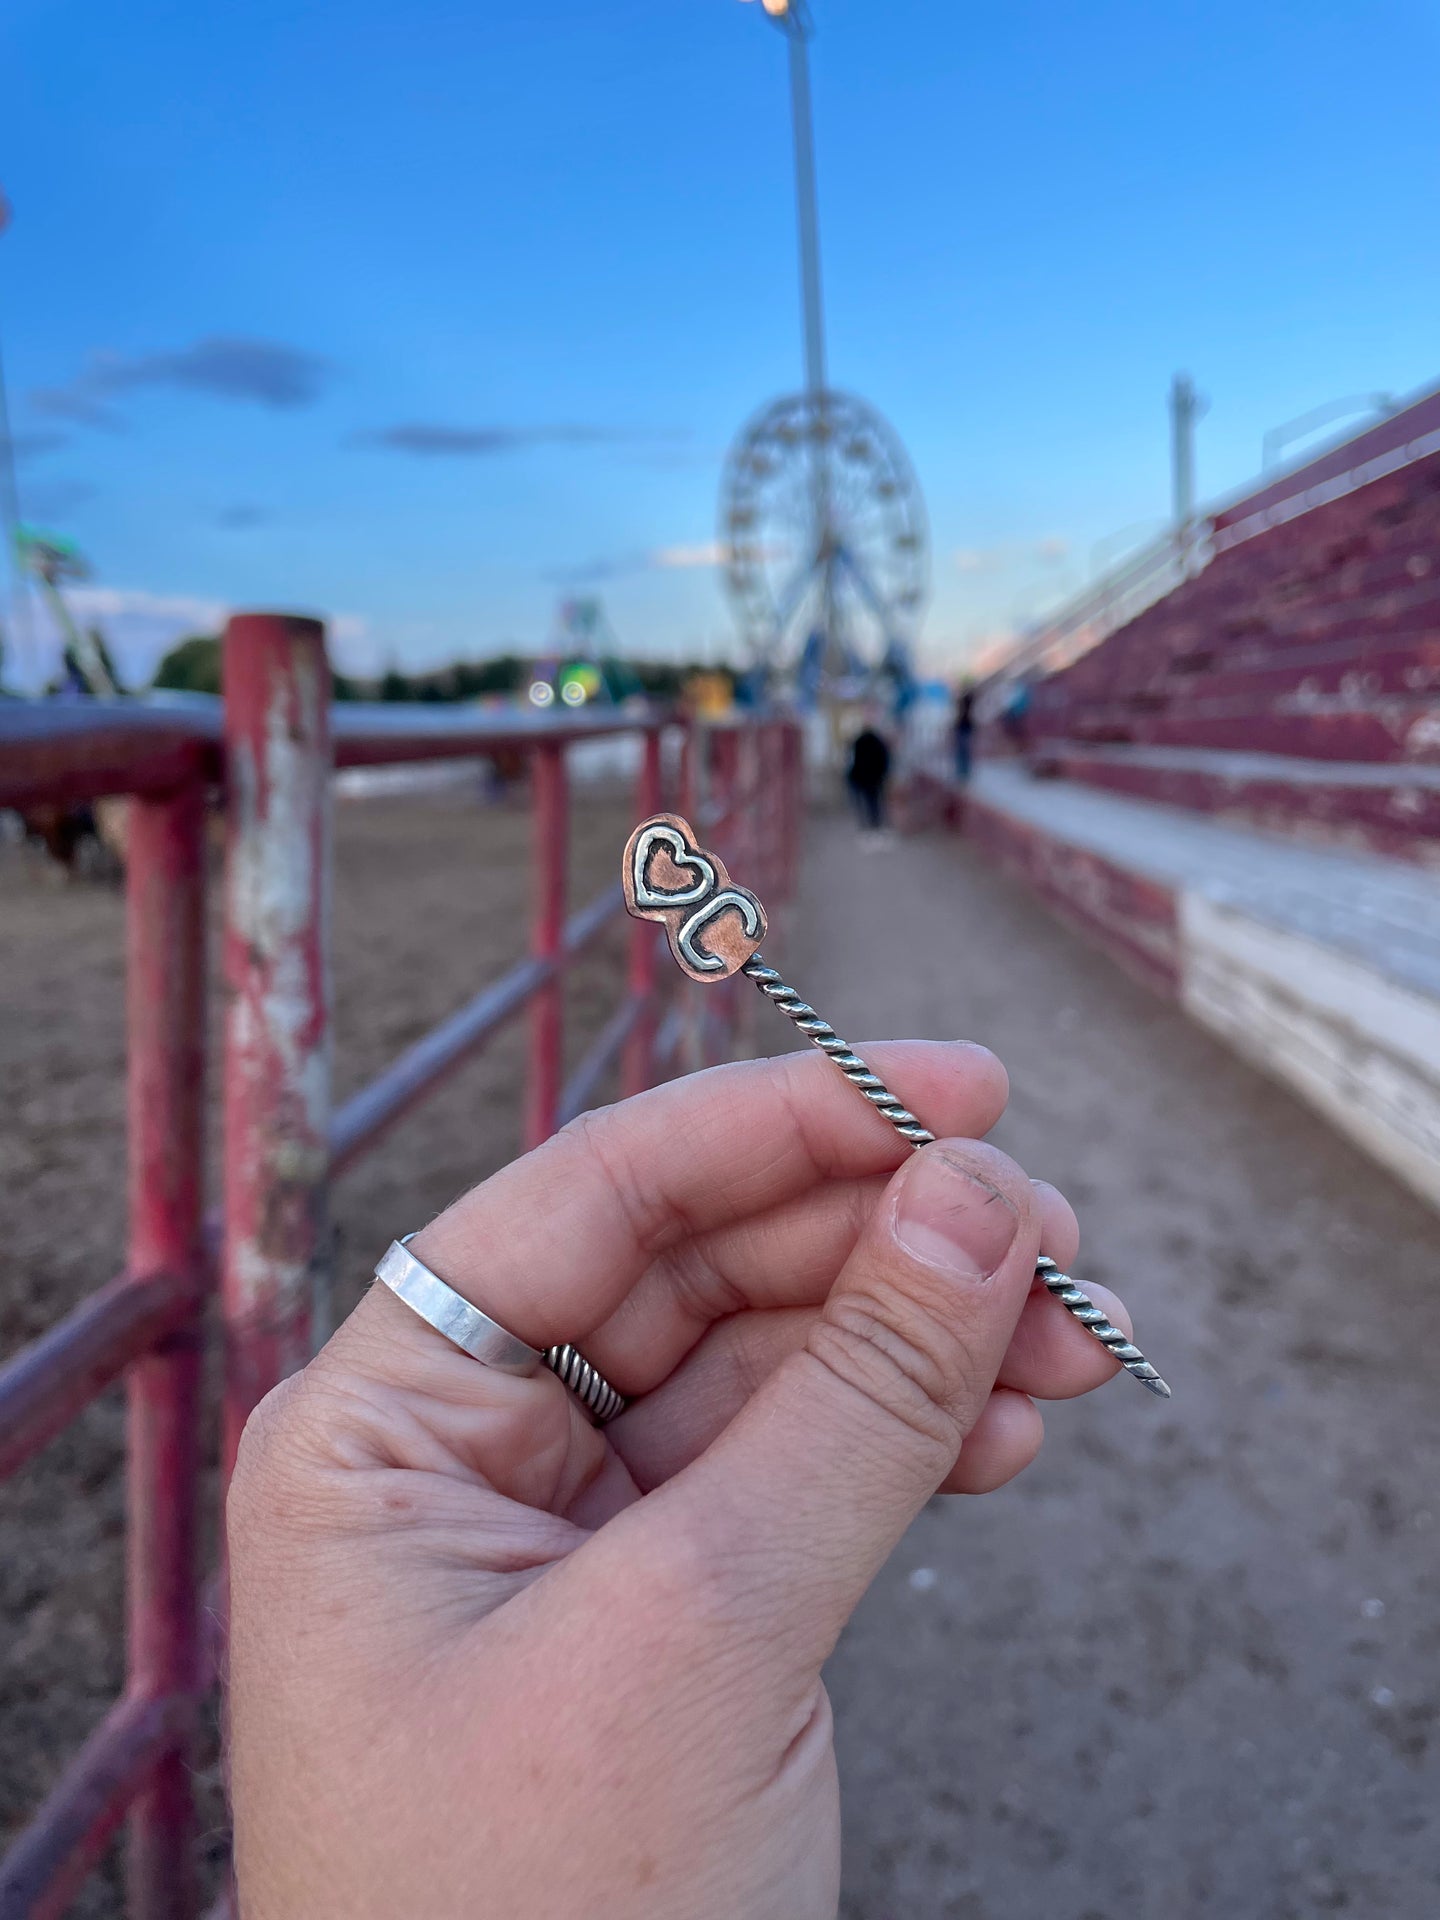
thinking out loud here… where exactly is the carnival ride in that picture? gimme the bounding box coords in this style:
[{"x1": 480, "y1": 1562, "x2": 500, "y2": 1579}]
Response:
[
  {"x1": 720, "y1": 0, "x2": 929, "y2": 699},
  {"x1": 526, "y1": 596, "x2": 620, "y2": 710},
  {"x1": 15, "y1": 526, "x2": 120, "y2": 697}
]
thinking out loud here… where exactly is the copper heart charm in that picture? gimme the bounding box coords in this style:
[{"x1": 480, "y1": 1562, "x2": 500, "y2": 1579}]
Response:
[
  {"x1": 628, "y1": 819, "x2": 717, "y2": 911},
  {"x1": 622, "y1": 812, "x2": 768, "y2": 982}
]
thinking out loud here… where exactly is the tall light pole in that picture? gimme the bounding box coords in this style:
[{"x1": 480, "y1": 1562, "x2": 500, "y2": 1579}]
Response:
[
  {"x1": 743, "y1": 0, "x2": 840, "y2": 663},
  {"x1": 0, "y1": 184, "x2": 35, "y2": 690},
  {"x1": 1169, "y1": 371, "x2": 1206, "y2": 532},
  {"x1": 723, "y1": 1, "x2": 929, "y2": 694},
  {"x1": 776, "y1": 4, "x2": 827, "y2": 400},
  {"x1": 744, "y1": 1, "x2": 826, "y2": 397}
]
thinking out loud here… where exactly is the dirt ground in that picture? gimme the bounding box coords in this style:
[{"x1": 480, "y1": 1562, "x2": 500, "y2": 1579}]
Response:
[
  {"x1": 0, "y1": 780, "x2": 634, "y2": 1913},
  {"x1": 3, "y1": 794, "x2": 1439, "y2": 1917},
  {"x1": 784, "y1": 817, "x2": 1440, "y2": 1920}
]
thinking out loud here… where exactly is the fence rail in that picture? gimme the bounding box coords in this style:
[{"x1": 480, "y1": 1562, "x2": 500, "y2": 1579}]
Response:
[{"x1": 0, "y1": 612, "x2": 803, "y2": 1918}]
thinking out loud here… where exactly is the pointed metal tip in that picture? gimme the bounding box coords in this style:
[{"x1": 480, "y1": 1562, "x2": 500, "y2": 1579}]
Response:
[{"x1": 1139, "y1": 1373, "x2": 1173, "y2": 1399}]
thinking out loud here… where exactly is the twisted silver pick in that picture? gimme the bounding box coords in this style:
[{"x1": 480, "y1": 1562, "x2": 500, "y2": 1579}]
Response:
[
  {"x1": 740, "y1": 956, "x2": 1172, "y2": 1399},
  {"x1": 544, "y1": 1344, "x2": 626, "y2": 1424}
]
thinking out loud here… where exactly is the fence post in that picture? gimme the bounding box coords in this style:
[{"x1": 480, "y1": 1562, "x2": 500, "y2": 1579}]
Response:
[
  {"x1": 621, "y1": 727, "x2": 664, "y2": 1100},
  {"x1": 524, "y1": 742, "x2": 568, "y2": 1149},
  {"x1": 678, "y1": 718, "x2": 697, "y2": 826},
  {"x1": 678, "y1": 723, "x2": 705, "y2": 1074},
  {"x1": 782, "y1": 721, "x2": 802, "y2": 903},
  {"x1": 124, "y1": 780, "x2": 207, "y2": 1920},
  {"x1": 753, "y1": 723, "x2": 774, "y2": 902},
  {"x1": 707, "y1": 727, "x2": 741, "y2": 1065},
  {"x1": 734, "y1": 725, "x2": 762, "y2": 1059},
  {"x1": 220, "y1": 613, "x2": 332, "y2": 1477}
]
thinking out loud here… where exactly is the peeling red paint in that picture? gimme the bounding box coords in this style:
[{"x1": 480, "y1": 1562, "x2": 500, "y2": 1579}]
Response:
[
  {"x1": 1041, "y1": 750, "x2": 1440, "y2": 867},
  {"x1": 220, "y1": 612, "x2": 332, "y2": 1475},
  {"x1": 124, "y1": 781, "x2": 208, "y2": 1919},
  {"x1": 967, "y1": 797, "x2": 1182, "y2": 999}
]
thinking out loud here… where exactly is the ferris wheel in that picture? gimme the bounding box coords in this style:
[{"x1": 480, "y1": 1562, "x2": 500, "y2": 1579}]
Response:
[
  {"x1": 720, "y1": 0, "x2": 929, "y2": 689},
  {"x1": 721, "y1": 387, "x2": 928, "y2": 681}
]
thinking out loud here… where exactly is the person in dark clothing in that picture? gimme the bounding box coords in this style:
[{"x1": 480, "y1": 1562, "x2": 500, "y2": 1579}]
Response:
[
  {"x1": 953, "y1": 686, "x2": 975, "y2": 783},
  {"x1": 847, "y1": 725, "x2": 891, "y2": 832},
  {"x1": 1000, "y1": 675, "x2": 1032, "y2": 753}
]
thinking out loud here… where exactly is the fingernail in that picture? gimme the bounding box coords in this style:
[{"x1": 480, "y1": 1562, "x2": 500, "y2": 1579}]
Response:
[{"x1": 892, "y1": 1149, "x2": 1018, "y2": 1280}]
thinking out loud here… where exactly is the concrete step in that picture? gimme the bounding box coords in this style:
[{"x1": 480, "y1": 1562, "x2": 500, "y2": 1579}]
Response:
[
  {"x1": 966, "y1": 763, "x2": 1440, "y2": 1209},
  {"x1": 1037, "y1": 742, "x2": 1440, "y2": 865}
]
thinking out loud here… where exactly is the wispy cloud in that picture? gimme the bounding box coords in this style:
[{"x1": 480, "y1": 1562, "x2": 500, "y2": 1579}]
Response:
[
  {"x1": 28, "y1": 389, "x2": 123, "y2": 430},
  {"x1": 652, "y1": 539, "x2": 790, "y2": 570},
  {"x1": 542, "y1": 553, "x2": 645, "y2": 586},
  {"x1": 651, "y1": 540, "x2": 731, "y2": 570},
  {"x1": 23, "y1": 585, "x2": 231, "y2": 689},
  {"x1": 31, "y1": 337, "x2": 333, "y2": 430},
  {"x1": 9, "y1": 429, "x2": 70, "y2": 461},
  {"x1": 543, "y1": 538, "x2": 783, "y2": 584},
  {"x1": 953, "y1": 537, "x2": 1071, "y2": 575},
  {"x1": 330, "y1": 612, "x2": 370, "y2": 645},
  {"x1": 11, "y1": 577, "x2": 381, "y2": 694},
  {"x1": 22, "y1": 478, "x2": 99, "y2": 520},
  {"x1": 67, "y1": 585, "x2": 229, "y2": 627},
  {"x1": 355, "y1": 421, "x2": 688, "y2": 458}
]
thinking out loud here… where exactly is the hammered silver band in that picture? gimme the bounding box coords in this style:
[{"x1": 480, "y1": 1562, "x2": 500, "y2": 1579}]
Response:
[
  {"x1": 376, "y1": 1237, "x2": 542, "y2": 1373},
  {"x1": 374, "y1": 1237, "x2": 627, "y2": 1423}
]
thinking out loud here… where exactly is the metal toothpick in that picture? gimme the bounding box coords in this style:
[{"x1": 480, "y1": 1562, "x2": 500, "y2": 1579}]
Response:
[{"x1": 623, "y1": 812, "x2": 1172, "y2": 1400}]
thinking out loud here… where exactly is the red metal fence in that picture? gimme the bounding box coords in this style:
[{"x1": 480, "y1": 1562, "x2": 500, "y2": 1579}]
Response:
[{"x1": 0, "y1": 613, "x2": 802, "y2": 1918}]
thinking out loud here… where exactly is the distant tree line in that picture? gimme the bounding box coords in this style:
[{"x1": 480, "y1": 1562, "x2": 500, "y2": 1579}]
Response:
[{"x1": 151, "y1": 635, "x2": 711, "y2": 704}]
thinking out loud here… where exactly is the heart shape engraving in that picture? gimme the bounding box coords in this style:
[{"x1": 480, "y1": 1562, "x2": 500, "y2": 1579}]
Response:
[
  {"x1": 629, "y1": 821, "x2": 717, "y2": 911},
  {"x1": 622, "y1": 812, "x2": 768, "y2": 982}
]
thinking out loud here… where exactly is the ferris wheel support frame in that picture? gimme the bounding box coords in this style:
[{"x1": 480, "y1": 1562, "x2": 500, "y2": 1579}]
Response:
[{"x1": 835, "y1": 544, "x2": 890, "y2": 634}]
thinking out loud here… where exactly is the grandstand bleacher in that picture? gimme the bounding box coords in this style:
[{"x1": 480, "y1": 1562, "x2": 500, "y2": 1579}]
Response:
[{"x1": 966, "y1": 386, "x2": 1440, "y2": 1206}]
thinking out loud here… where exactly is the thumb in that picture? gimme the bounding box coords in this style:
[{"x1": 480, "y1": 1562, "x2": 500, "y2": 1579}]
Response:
[{"x1": 646, "y1": 1138, "x2": 1040, "y2": 1671}]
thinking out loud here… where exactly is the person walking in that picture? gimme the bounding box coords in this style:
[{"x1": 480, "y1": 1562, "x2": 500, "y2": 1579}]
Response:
[
  {"x1": 846, "y1": 720, "x2": 891, "y2": 835},
  {"x1": 953, "y1": 685, "x2": 975, "y2": 783},
  {"x1": 999, "y1": 675, "x2": 1032, "y2": 755}
]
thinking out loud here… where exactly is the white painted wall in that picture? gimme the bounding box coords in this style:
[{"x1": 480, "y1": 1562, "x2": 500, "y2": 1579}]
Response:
[{"x1": 1180, "y1": 893, "x2": 1440, "y2": 1211}]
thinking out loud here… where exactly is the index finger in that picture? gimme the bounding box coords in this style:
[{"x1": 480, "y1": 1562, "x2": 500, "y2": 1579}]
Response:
[{"x1": 394, "y1": 1038, "x2": 1007, "y2": 1354}]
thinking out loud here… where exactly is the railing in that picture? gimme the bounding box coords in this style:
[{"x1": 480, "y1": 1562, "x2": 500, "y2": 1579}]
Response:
[
  {"x1": 0, "y1": 612, "x2": 803, "y2": 1918},
  {"x1": 977, "y1": 527, "x2": 1195, "y2": 713}
]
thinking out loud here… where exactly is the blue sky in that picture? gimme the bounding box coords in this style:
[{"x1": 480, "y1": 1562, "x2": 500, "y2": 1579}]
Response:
[{"x1": 2, "y1": 0, "x2": 1437, "y2": 688}]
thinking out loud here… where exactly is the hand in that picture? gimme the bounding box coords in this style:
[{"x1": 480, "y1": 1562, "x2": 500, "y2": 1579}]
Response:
[{"x1": 227, "y1": 1041, "x2": 1137, "y2": 1919}]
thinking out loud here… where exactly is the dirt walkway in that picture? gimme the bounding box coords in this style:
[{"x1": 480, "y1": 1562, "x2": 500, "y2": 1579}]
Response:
[{"x1": 781, "y1": 813, "x2": 1440, "y2": 1920}]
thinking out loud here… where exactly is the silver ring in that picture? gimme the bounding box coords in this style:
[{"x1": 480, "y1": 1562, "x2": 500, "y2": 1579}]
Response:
[{"x1": 374, "y1": 1237, "x2": 626, "y2": 1424}]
